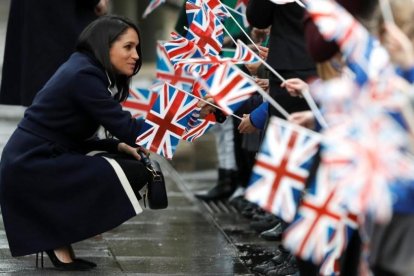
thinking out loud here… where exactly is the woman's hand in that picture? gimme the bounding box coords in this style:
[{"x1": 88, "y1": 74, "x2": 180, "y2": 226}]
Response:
[
  {"x1": 288, "y1": 111, "x2": 315, "y2": 129},
  {"x1": 238, "y1": 114, "x2": 258, "y2": 134},
  {"x1": 280, "y1": 78, "x2": 308, "y2": 97},
  {"x1": 117, "y1": 143, "x2": 149, "y2": 161}
]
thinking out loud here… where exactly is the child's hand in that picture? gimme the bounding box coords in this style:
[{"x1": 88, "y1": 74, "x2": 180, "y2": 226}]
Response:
[
  {"x1": 198, "y1": 95, "x2": 215, "y2": 119},
  {"x1": 281, "y1": 78, "x2": 308, "y2": 97},
  {"x1": 255, "y1": 78, "x2": 269, "y2": 92},
  {"x1": 238, "y1": 114, "x2": 258, "y2": 134},
  {"x1": 381, "y1": 22, "x2": 414, "y2": 70},
  {"x1": 288, "y1": 111, "x2": 315, "y2": 129}
]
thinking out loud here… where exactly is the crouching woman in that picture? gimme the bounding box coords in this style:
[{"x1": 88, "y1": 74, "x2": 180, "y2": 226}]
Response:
[{"x1": 0, "y1": 15, "x2": 154, "y2": 270}]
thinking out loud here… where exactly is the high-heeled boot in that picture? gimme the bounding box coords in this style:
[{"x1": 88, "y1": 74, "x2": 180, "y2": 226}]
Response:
[{"x1": 195, "y1": 168, "x2": 238, "y2": 200}]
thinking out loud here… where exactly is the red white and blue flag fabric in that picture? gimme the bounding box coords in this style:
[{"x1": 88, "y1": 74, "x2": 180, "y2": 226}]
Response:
[
  {"x1": 204, "y1": 0, "x2": 231, "y2": 21},
  {"x1": 186, "y1": 3, "x2": 224, "y2": 55},
  {"x1": 245, "y1": 117, "x2": 322, "y2": 223},
  {"x1": 135, "y1": 83, "x2": 198, "y2": 159},
  {"x1": 282, "y1": 155, "x2": 358, "y2": 274},
  {"x1": 163, "y1": 32, "x2": 209, "y2": 76},
  {"x1": 304, "y1": 0, "x2": 414, "y2": 215},
  {"x1": 186, "y1": 1, "x2": 202, "y2": 26},
  {"x1": 164, "y1": 32, "x2": 206, "y2": 65},
  {"x1": 235, "y1": 0, "x2": 250, "y2": 28},
  {"x1": 122, "y1": 87, "x2": 158, "y2": 119},
  {"x1": 156, "y1": 41, "x2": 195, "y2": 92},
  {"x1": 187, "y1": 0, "x2": 231, "y2": 21},
  {"x1": 233, "y1": 40, "x2": 261, "y2": 64},
  {"x1": 142, "y1": 0, "x2": 166, "y2": 18},
  {"x1": 182, "y1": 111, "x2": 216, "y2": 142},
  {"x1": 195, "y1": 63, "x2": 257, "y2": 115},
  {"x1": 176, "y1": 40, "x2": 260, "y2": 69}
]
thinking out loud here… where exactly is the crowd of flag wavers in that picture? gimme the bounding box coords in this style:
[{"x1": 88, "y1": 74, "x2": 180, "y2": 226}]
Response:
[{"x1": 127, "y1": 0, "x2": 414, "y2": 275}]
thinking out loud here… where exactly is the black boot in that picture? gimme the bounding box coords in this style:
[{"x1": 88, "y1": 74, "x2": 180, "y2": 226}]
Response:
[{"x1": 195, "y1": 169, "x2": 238, "y2": 200}]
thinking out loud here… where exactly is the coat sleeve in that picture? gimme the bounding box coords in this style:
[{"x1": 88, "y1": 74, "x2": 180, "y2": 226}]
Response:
[
  {"x1": 250, "y1": 101, "x2": 268, "y2": 130},
  {"x1": 71, "y1": 69, "x2": 143, "y2": 147},
  {"x1": 246, "y1": 0, "x2": 274, "y2": 29}
]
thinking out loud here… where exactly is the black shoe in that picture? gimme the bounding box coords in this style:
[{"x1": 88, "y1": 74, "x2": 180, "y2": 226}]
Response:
[
  {"x1": 252, "y1": 258, "x2": 280, "y2": 274},
  {"x1": 266, "y1": 255, "x2": 298, "y2": 276},
  {"x1": 251, "y1": 248, "x2": 290, "y2": 274},
  {"x1": 67, "y1": 245, "x2": 97, "y2": 268},
  {"x1": 250, "y1": 213, "x2": 281, "y2": 233},
  {"x1": 229, "y1": 196, "x2": 257, "y2": 213},
  {"x1": 259, "y1": 221, "x2": 287, "y2": 241},
  {"x1": 74, "y1": 258, "x2": 97, "y2": 268},
  {"x1": 36, "y1": 250, "x2": 94, "y2": 271},
  {"x1": 239, "y1": 201, "x2": 263, "y2": 217}
]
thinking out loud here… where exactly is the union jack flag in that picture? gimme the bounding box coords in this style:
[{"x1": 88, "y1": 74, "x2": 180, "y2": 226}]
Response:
[
  {"x1": 135, "y1": 83, "x2": 199, "y2": 159},
  {"x1": 142, "y1": 0, "x2": 166, "y2": 18},
  {"x1": 233, "y1": 40, "x2": 261, "y2": 64},
  {"x1": 163, "y1": 32, "x2": 208, "y2": 76},
  {"x1": 282, "y1": 159, "x2": 358, "y2": 269},
  {"x1": 245, "y1": 117, "x2": 322, "y2": 222},
  {"x1": 186, "y1": 3, "x2": 224, "y2": 55},
  {"x1": 176, "y1": 40, "x2": 259, "y2": 70},
  {"x1": 187, "y1": 0, "x2": 231, "y2": 21},
  {"x1": 186, "y1": 1, "x2": 201, "y2": 25},
  {"x1": 182, "y1": 111, "x2": 216, "y2": 142},
  {"x1": 196, "y1": 63, "x2": 257, "y2": 115},
  {"x1": 281, "y1": 141, "x2": 360, "y2": 275},
  {"x1": 156, "y1": 41, "x2": 195, "y2": 92},
  {"x1": 122, "y1": 87, "x2": 157, "y2": 119},
  {"x1": 235, "y1": 0, "x2": 250, "y2": 28},
  {"x1": 164, "y1": 32, "x2": 205, "y2": 65},
  {"x1": 204, "y1": 0, "x2": 231, "y2": 21}
]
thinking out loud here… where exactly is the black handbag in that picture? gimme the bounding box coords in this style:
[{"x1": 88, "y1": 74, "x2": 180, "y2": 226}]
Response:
[
  {"x1": 139, "y1": 151, "x2": 168, "y2": 209},
  {"x1": 146, "y1": 160, "x2": 168, "y2": 209}
]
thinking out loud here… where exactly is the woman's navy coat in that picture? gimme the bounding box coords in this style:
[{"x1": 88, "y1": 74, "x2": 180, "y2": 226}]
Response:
[{"x1": 0, "y1": 52, "x2": 145, "y2": 256}]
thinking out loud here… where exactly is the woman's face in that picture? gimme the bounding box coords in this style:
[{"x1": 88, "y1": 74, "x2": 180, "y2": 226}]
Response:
[{"x1": 110, "y1": 27, "x2": 139, "y2": 76}]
